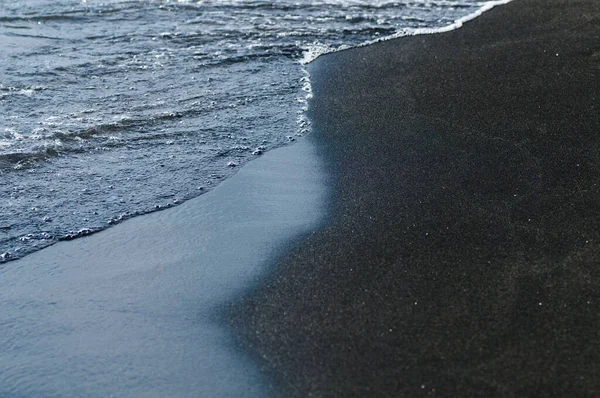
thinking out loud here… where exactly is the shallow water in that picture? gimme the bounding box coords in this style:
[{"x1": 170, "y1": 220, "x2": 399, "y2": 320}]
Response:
[
  {"x1": 1, "y1": 0, "x2": 484, "y2": 260},
  {"x1": 0, "y1": 136, "x2": 329, "y2": 397}
]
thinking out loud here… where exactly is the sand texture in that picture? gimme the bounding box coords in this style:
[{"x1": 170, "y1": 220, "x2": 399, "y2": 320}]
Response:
[{"x1": 232, "y1": 0, "x2": 600, "y2": 396}]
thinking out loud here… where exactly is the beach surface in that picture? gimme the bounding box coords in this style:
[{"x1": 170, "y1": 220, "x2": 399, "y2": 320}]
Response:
[
  {"x1": 1, "y1": 0, "x2": 600, "y2": 396},
  {"x1": 232, "y1": 0, "x2": 600, "y2": 396}
]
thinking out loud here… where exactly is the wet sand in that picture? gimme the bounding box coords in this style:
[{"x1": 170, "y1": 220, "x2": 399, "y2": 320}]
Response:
[
  {"x1": 0, "y1": 138, "x2": 327, "y2": 397},
  {"x1": 232, "y1": 0, "x2": 600, "y2": 396}
]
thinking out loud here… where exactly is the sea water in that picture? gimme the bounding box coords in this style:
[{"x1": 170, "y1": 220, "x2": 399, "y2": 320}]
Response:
[{"x1": 1, "y1": 0, "x2": 491, "y2": 261}]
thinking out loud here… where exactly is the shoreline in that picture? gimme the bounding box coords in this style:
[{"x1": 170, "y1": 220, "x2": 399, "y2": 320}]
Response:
[
  {"x1": 0, "y1": 136, "x2": 328, "y2": 397},
  {"x1": 232, "y1": 0, "x2": 600, "y2": 395},
  {"x1": 299, "y1": 0, "x2": 512, "y2": 65},
  {"x1": 2, "y1": 0, "x2": 599, "y2": 395},
  {"x1": 0, "y1": 0, "x2": 509, "y2": 266}
]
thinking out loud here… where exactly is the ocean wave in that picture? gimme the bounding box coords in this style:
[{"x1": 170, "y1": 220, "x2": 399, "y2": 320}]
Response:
[
  {"x1": 0, "y1": 0, "x2": 503, "y2": 261},
  {"x1": 0, "y1": 146, "x2": 62, "y2": 172}
]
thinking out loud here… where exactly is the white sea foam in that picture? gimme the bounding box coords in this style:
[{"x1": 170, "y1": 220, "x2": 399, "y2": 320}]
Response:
[
  {"x1": 1, "y1": 0, "x2": 513, "y2": 261},
  {"x1": 371, "y1": 0, "x2": 514, "y2": 41},
  {"x1": 295, "y1": 0, "x2": 513, "y2": 145},
  {"x1": 297, "y1": 0, "x2": 513, "y2": 136},
  {"x1": 300, "y1": 0, "x2": 514, "y2": 65}
]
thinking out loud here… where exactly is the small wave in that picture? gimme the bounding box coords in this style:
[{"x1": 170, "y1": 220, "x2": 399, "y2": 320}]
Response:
[
  {"x1": 3, "y1": 32, "x2": 64, "y2": 40},
  {"x1": 299, "y1": 0, "x2": 511, "y2": 64},
  {"x1": 341, "y1": 26, "x2": 398, "y2": 35},
  {"x1": 45, "y1": 112, "x2": 193, "y2": 143},
  {"x1": 0, "y1": 85, "x2": 47, "y2": 96},
  {"x1": 0, "y1": 14, "x2": 86, "y2": 23},
  {"x1": 51, "y1": 121, "x2": 141, "y2": 142},
  {"x1": 0, "y1": 147, "x2": 62, "y2": 172},
  {"x1": 370, "y1": 0, "x2": 513, "y2": 41},
  {"x1": 300, "y1": 42, "x2": 351, "y2": 65}
]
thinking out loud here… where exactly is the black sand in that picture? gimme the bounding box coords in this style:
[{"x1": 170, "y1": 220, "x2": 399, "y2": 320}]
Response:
[{"x1": 232, "y1": 0, "x2": 600, "y2": 396}]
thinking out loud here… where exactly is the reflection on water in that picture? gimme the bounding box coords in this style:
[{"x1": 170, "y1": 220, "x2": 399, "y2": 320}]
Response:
[{"x1": 0, "y1": 137, "x2": 328, "y2": 397}]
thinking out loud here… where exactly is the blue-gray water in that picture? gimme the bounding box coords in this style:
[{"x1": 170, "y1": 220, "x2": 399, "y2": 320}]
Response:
[
  {"x1": 1, "y1": 0, "x2": 485, "y2": 261},
  {"x1": 0, "y1": 137, "x2": 329, "y2": 397}
]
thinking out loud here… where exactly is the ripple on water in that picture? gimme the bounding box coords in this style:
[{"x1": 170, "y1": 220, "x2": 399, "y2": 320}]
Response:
[{"x1": 0, "y1": 0, "x2": 486, "y2": 261}]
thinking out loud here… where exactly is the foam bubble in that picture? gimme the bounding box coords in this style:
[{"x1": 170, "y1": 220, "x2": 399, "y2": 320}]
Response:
[
  {"x1": 295, "y1": 0, "x2": 513, "y2": 145},
  {"x1": 299, "y1": 1, "x2": 513, "y2": 64}
]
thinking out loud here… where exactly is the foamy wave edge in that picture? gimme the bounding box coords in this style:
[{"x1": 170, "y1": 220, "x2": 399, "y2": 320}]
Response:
[
  {"x1": 299, "y1": 0, "x2": 514, "y2": 66},
  {"x1": 296, "y1": 0, "x2": 513, "y2": 134}
]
